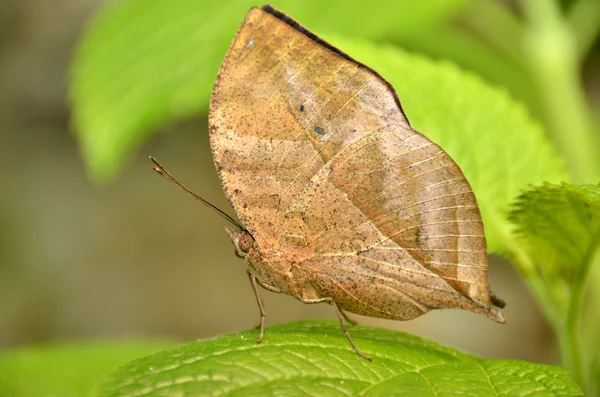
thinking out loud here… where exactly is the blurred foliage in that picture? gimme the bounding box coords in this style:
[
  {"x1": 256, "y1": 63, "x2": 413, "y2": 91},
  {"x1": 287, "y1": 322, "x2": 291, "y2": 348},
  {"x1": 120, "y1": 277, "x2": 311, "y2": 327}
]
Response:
[
  {"x1": 0, "y1": 0, "x2": 587, "y2": 395},
  {"x1": 510, "y1": 183, "x2": 600, "y2": 313},
  {"x1": 509, "y1": 183, "x2": 600, "y2": 392},
  {"x1": 397, "y1": 0, "x2": 600, "y2": 183},
  {"x1": 0, "y1": 340, "x2": 172, "y2": 397},
  {"x1": 97, "y1": 321, "x2": 581, "y2": 397}
]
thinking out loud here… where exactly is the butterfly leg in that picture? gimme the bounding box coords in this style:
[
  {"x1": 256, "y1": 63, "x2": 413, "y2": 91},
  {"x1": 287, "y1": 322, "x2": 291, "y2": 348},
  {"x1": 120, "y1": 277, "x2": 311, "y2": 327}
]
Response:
[
  {"x1": 247, "y1": 271, "x2": 281, "y2": 344},
  {"x1": 254, "y1": 275, "x2": 283, "y2": 294},
  {"x1": 299, "y1": 297, "x2": 372, "y2": 361}
]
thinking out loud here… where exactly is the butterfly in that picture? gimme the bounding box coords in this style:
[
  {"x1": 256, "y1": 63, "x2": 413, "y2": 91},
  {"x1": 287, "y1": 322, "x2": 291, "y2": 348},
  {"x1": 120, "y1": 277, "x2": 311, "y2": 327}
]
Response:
[{"x1": 156, "y1": 4, "x2": 505, "y2": 361}]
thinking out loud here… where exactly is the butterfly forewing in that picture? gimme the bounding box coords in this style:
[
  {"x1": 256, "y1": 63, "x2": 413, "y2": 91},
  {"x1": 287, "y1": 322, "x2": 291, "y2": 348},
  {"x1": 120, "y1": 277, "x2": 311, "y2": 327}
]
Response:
[{"x1": 210, "y1": 7, "x2": 408, "y2": 248}]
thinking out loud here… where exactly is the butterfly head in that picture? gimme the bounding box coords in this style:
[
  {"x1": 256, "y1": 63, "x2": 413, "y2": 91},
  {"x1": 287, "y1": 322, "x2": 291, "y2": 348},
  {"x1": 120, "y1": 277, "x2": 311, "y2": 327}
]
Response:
[{"x1": 225, "y1": 227, "x2": 255, "y2": 259}]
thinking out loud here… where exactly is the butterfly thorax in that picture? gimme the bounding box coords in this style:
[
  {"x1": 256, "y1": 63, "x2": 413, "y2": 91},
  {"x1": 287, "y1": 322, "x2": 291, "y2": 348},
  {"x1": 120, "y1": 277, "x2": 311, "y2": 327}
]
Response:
[{"x1": 225, "y1": 227, "x2": 317, "y2": 298}]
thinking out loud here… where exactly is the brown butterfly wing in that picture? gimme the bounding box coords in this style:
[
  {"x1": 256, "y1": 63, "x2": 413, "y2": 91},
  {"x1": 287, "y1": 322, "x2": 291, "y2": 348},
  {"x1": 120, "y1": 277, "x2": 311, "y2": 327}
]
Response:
[
  {"x1": 210, "y1": 6, "x2": 503, "y2": 322},
  {"x1": 209, "y1": 6, "x2": 408, "y2": 249}
]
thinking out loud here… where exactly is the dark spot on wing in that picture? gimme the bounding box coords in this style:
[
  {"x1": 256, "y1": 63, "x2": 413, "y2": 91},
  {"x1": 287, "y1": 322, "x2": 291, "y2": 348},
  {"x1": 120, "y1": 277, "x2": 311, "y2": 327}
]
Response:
[
  {"x1": 299, "y1": 104, "x2": 305, "y2": 112},
  {"x1": 314, "y1": 127, "x2": 324, "y2": 136}
]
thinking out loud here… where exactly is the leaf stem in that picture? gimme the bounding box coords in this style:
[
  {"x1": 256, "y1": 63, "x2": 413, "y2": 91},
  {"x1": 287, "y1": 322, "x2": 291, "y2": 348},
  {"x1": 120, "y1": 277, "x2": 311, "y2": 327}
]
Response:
[
  {"x1": 507, "y1": 225, "x2": 586, "y2": 388},
  {"x1": 519, "y1": 0, "x2": 600, "y2": 183},
  {"x1": 563, "y1": 232, "x2": 600, "y2": 391},
  {"x1": 567, "y1": 0, "x2": 600, "y2": 61}
]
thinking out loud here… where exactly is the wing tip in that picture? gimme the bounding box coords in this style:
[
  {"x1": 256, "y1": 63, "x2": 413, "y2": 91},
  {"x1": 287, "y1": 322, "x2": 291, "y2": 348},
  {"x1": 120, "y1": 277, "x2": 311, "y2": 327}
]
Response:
[
  {"x1": 465, "y1": 296, "x2": 506, "y2": 324},
  {"x1": 486, "y1": 307, "x2": 506, "y2": 324}
]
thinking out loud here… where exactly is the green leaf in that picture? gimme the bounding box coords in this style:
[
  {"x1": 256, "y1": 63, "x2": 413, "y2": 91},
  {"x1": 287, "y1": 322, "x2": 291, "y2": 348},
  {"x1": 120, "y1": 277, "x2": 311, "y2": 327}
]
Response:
[
  {"x1": 394, "y1": 26, "x2": 541, "y2": 119},
  {"x1": 508, "y1": 183, "x2": 600, "y2": 309},
  {"x1": 508, "y1": 183, "x2": 600, "y2": 394},
  {"x1": 323, "y1": 37, "x2": 566, "y2": 254},
  {"x1": 514, "y1": 183, "x2": 600, "y2": 258},
  {"x1": 70, "y1": 0, "x2": 467, "y2": 181},
  {"x1": 0, "y1": 340, "x2": 172, "y2": 397},
  {"x1": 96, "y1": 321, "x2": 582, "y2": 397}
]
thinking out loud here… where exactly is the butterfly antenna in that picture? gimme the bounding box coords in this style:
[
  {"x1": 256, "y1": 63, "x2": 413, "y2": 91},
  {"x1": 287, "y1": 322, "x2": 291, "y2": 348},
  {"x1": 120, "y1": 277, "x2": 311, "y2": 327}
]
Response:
[{"x1": 150, "y1": 156, "x2": 243, "y2": 230}]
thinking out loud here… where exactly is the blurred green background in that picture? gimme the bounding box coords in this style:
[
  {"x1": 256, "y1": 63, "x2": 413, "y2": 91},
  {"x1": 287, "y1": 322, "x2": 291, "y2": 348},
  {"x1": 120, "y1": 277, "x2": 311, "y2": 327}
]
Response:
[{"x1": 0, "y1": 0, "x2": 598, "y2": 370}]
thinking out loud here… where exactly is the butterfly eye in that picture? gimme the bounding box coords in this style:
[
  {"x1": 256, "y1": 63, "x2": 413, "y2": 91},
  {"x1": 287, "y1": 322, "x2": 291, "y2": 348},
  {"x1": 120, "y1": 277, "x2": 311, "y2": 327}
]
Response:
[{"x1": 237, "y1": 232, "x2": 255, "y2": 254}]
